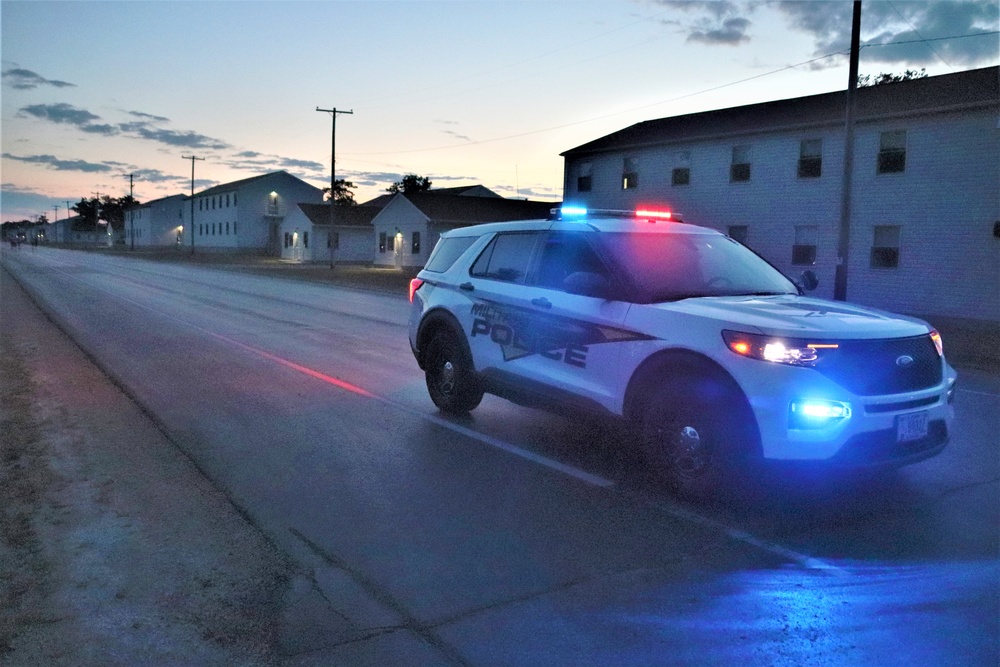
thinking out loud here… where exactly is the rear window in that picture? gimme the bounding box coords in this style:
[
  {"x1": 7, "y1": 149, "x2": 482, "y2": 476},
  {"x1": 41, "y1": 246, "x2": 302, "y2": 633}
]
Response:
[{"x1": 423, "y1": 236, "x2": 477, "y2": 273}]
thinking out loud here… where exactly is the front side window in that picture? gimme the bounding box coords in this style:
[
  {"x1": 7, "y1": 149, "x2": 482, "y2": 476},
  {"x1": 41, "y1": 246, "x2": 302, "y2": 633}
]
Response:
[
  {"x1": 595, "y1": 232, "x2": 796, "y2": 304},
  {"x1": 534, "y1": 232, "x2": 609, "y2": 292},
  {"x1": 871, "y1": 225, "x2": 901, "y2": 268},
  {"x1": 412, "y1": 231, "x2": 421, "y2": 254},
  {"x1": 672, "y1": 150, "x2": 691, "y2": 186},
  {"x1": 798, "y1": 139, "x2": 822, "y2": 178},
  {"x1": 470, "y1": 232, "x2": 539, "y2": 283},
  {"x1": 378, "y1": 231, "x2": 386, "y2": 253},
  {"x1": 878, "y1": 130, "x2": 906, "y2": 174},
  {"x1": 731, "y1": 145, "x2": 751, "y2": 182},
  {"x1": 304, "y1": 231, "x2": 309, "y2": 249}
]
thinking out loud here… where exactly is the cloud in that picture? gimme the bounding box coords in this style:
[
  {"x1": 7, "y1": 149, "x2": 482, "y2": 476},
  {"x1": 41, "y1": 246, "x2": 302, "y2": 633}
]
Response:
[
  {"x1": 19, "y1": 103, "x2": 232, "y2": 149},
  {"x1": 688, "y1": 16, "x2": 752, "y2": 45},
  {"x1": 2, "y1": 153, "x2": 113, "y2": 173},
  {"x1": 1, "y1": 67, "x2": 75, "y2": 90},
  {"x1": 441, "y1": 129, "x2": 473, "y2": 142},
  {"x1": 776, "y1": 0, "x2": 999, "y2": 67},
  {"x1": 127, "y1": 110, "x2": 170, "y2": 123},
  {"x1": 19, "y1": 102, "x2": 102, "y2": 126}
]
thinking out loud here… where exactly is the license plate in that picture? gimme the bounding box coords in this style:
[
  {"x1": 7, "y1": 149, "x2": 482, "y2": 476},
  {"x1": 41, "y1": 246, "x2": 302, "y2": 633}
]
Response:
[{"x1": 897, "y1": 411, "x2": 929, "y2": 443}]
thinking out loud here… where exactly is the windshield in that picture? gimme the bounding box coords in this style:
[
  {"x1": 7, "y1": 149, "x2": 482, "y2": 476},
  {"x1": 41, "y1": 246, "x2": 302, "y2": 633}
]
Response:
[{"x1": 594, "y1": 232, "x2": 797, "y2": 303}]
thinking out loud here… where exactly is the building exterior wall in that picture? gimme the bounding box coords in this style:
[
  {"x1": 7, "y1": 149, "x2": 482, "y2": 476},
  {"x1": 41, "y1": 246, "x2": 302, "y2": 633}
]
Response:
[
  {"x1": 127, "y1": 196, "x2": 186, "y2": 247},
  {"x1": 183, "y1": 172, "x2": 323, "y2": 254},
  {"x1": 371, "y1": 197, "x2": 431, "y2": 268},
  {"x1": 563, "y1": 106, "x2": 999, "y2": 322},
  {"x1": 279, "y1": 206, "x2": 374, "y2": 263}
]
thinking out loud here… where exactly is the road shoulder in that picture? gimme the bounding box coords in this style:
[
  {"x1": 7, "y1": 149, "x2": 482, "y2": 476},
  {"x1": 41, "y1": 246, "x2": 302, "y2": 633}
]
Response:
[{"x1": 0, "y1": 265, "x2": 291, "y2": 664}]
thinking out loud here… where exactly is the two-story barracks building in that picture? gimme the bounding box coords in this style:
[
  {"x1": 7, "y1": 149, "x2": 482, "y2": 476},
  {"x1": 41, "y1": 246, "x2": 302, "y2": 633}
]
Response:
[{"x1": 561, "y1": 66, "x2": 999, "y2": 324}]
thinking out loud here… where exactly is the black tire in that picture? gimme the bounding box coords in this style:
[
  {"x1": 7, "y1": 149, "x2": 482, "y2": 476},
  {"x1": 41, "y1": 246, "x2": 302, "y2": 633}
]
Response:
[
  {"x1": 424, "y1": 329, "x2": 483, "y2": 414},
  {"x1": 639, "y1": 386, "x2": 741, "y2": 500}
]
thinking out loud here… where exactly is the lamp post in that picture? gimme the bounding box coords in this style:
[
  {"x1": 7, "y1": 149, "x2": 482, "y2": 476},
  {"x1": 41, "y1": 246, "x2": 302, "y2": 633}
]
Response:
[{"x1": 316, "y1": 106, "x2": 353, "y2": 269}]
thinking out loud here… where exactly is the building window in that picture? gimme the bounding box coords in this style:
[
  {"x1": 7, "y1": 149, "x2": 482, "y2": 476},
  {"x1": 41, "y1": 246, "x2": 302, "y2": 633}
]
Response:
[
  {"x1": 379, "y1": 232, "x2": 386, "y2": 253},
  {"x1": 226, "y1": 194, "x2": 230, "y2": 207},
  {"x1": 792, "y1": 225, "x2": 818, "y2": 265},
  {"x1": 199, "y1": 199, "x2": 203, "y2": 211},
  {"x1": 387, "y1": 234, "x2": 395, "y2": 252},
  {"x1": 728, "y1": 225, "x2": 748, "y2": 245},
  {"x1": 328, "y1": 232, "x2": 339, "y2": 249},
  {"x1": 225, "y1": 222, "x2": 229, "y2": 235},
  {"x1": 731, "y1": 145, "x2": 751, "y2": 182},
  {"x1": 622, "y1": 157, "x2": 638, "y2": 190},
  {"x1": 304, "y1": 232, "x2": 309, "y2": 249},
  {"x1": 871, "y1": 225, "x2": 901, "y2": 268},
  {"x1": 798, "y1": 139, "x2": 822, "y2": 178},
  {"x1": 412, "y1": 231, "x2": 421, "y2": 254},
  {"x1": 577, "y1": 162, "x2": 592, "y2": 192},
  {"x1": 671, "y1": 150, "x2": 691, "y2": 186},
  {"x1": 878, "y1": 130, "x2": 906, "y2": 174},
  {"x1": 283, "y1": 232, "x2": 289, "y2": 249}
]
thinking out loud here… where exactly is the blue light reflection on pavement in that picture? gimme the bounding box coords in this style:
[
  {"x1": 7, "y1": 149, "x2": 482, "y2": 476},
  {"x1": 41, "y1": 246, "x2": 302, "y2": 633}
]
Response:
[{"x1": 613, "y1": 561, "x2": 998, "y2": 666}]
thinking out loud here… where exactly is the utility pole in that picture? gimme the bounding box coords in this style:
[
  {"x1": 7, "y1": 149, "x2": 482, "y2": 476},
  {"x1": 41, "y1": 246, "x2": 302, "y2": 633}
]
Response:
[
  {"x1": 126, "y1": 173, "x2": 135, "y2": 250},
  {"x1": 834, "y1": 0, "x2": 862, "y2": 301},
  {"x1": 182, "y1": 155, "x2": 204, "y2": 254},
  {"x1": 93, "y1": 191, "x2": 108, "y2": 246},
  {"x1": 316, "y1": 107, "x2": 353, "y2": 269}
]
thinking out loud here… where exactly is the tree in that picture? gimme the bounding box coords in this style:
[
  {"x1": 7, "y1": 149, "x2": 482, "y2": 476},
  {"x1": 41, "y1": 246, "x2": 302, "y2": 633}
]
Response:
[
  {"x1": 386, "y1": 174, "x2": 432, "y2": 194},
  {"x1": 858, "y1": 68, "x2": 928, "y2": 87},
  {"x1": 98, "y1": 194, "x2": 139, "y2": 232},
  {"x1": 322, "y1": 179, "x2": 358, "y2": 206},
  {"x1": 71, "y1": 197, "x2": 100, "y2": 228}
]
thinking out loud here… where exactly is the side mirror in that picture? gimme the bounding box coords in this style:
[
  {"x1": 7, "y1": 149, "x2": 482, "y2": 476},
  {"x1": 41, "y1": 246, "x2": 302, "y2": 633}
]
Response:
[
  {"x1": 563, "y1": 271, "x2": 610, "y2": 298},
  {"x1": 798, "y1": 269, "x2": 819, "y2": 292}
]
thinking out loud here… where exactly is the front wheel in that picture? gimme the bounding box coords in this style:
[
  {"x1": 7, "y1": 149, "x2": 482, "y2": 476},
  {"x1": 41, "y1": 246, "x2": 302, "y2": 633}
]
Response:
[
  {"x1": 640, "y1": 390, "x2": 738, "y2": 500},
  {"x1": 424, "y1": 329, "x2": 483, "y2": 415}
]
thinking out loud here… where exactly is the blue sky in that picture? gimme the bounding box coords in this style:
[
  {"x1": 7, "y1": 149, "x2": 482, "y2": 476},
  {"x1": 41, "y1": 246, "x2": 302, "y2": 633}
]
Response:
[{"x1": 2, "y1": 0, "x2": 997, "y2": 222}]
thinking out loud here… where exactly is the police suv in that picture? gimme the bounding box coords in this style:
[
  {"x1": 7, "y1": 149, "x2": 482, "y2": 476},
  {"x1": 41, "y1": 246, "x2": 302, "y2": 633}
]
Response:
[{"x1": 407, "y1": 207, "x2": 957, "y2": 497}]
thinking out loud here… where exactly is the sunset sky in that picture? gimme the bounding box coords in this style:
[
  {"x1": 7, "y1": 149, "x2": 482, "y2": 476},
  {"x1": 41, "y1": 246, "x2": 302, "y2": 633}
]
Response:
[{"x1": 2, "y1": 0, "x2": 997, "y2": 223}]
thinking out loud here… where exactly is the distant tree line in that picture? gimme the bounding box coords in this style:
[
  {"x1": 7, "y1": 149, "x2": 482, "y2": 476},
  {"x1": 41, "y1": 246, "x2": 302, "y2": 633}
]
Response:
[{"x1": 858, "y1": 68, "x2": 928, "y2": 87}]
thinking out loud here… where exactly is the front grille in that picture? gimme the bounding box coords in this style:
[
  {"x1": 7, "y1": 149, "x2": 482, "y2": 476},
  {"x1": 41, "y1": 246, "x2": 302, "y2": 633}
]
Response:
[{"x1": 812, "y1": 334, "x2": 942, "y2": 396}]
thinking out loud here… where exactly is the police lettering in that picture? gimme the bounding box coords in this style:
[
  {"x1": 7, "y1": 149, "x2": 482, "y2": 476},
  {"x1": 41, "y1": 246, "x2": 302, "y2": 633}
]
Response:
[{"x1": 471, "y1": 317, "x2": 588, "y2": 368}]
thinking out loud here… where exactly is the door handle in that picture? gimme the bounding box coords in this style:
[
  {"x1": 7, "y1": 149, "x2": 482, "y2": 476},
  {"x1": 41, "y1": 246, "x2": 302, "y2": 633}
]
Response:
[
  {"x1": 459, "y1": 282, "x2": 475, "y2": 291},
  {"x1": 531, "y1": 297, "x2": 552, "y2": 309}
]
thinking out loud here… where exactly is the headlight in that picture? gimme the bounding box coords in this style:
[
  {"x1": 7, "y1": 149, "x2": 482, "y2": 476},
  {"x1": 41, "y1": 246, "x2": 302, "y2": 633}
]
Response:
[{"x1": 722, "y1": 331, "x2": 838, "y2": 367}]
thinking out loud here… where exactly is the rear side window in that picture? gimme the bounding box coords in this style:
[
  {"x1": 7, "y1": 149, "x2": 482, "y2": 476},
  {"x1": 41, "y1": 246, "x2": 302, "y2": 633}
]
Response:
[
  {"x1": 424, "y1": 236, "x2": 477, "y2": 272},
  {"x1": 470, "y1": 232, "x2": 540, "y2": 283}
]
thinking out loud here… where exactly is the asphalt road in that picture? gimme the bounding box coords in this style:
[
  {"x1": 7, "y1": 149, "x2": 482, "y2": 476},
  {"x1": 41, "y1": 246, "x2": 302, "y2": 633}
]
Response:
[{"x1": 3, "y1": 246, "x2": 998, "y2": 666}]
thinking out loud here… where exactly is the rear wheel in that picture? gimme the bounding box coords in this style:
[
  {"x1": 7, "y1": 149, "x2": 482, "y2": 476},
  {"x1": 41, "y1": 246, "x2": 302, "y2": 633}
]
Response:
[
  {"x1": 640, "y1": 388, "x2": 741, "y2": 500},
  {"x1": 424, "y1": 329, "x2": 483, "y2": 414}
]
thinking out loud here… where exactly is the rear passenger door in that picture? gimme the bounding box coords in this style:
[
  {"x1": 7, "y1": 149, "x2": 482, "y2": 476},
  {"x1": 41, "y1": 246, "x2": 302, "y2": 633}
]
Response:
[{"x1": 516, "y1": 231, "x2": 633, "y2": 411}]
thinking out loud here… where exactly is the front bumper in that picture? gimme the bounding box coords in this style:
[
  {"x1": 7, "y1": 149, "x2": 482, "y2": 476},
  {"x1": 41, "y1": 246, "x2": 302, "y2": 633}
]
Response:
[{"x1": 732, "y1": 357, "x2": 957, "y2": 467}]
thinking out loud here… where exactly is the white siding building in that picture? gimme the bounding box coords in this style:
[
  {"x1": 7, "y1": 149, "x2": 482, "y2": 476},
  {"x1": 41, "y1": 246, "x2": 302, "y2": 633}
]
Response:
[
  {"x1": 279, "y1": 203, "x2": 378, "y2": 263},
  {"x1": 371, "y1": 190, "x2": 555, "y2": 269},
  {"x1": 125, "y1": 194, "x2": 187, "y2": 248},
  {"x1": 561, "y1": 67, "x2": 999, "y2": 323},
  {"x1": 182, "y1": 171, "x2": 323, "y2": 255}
]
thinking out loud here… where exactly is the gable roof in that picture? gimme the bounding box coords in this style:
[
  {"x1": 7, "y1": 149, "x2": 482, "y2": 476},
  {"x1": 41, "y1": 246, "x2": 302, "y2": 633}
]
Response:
[
  {"x1": 426, "y1": 184, "x2": 502, "y2": 198},
  {"x1": 398, "y1": 192, "x2": 555, "y2": 225},
  {"x1": 563, "y1": 66, "x2": 999, "y2": 157},
  {"x1": 298, "y1": 203, "x2": 380, "y2": 227},
  {"x1": 195, "y1": 170, "x2": 318, "y2": 197}
]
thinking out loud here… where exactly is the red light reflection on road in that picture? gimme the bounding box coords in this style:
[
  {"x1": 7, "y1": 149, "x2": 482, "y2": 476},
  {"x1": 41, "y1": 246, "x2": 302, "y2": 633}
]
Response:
[{"x1": 210, "y1": 332, "x2": 377, "y2": 399}]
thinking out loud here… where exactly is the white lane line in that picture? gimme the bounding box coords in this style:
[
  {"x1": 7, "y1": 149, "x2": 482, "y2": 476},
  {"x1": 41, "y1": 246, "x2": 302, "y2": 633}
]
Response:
[{"x1": 18, "y1": 254, "x2": 848, "y2": 573}]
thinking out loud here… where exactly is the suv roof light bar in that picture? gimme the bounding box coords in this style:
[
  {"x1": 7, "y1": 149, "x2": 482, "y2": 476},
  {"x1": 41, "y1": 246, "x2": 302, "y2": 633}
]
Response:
[{"x1": 555, "y1": 206, "x2": 684, "y2": 223}]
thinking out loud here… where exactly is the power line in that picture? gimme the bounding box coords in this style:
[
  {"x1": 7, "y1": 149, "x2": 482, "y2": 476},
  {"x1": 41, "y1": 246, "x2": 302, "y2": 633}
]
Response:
[{"x1": 343, "y1": 30, "x2": 999, "y2": 159}]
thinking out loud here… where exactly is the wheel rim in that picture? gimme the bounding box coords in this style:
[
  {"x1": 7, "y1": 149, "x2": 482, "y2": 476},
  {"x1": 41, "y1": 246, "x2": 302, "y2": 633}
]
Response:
[
  {"x1": 669, "y1": 422, "x2": 709, "y2": 479},
  {"x1": 437, "y1": 359, "x2": 456, "y2": 395}
]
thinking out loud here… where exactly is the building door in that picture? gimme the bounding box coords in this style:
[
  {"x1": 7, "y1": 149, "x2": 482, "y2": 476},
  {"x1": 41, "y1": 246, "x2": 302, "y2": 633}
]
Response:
[
  {"x1": 394, "y1": 232, "x2": 404, "y2": 269},
  {"x1": 292, "y1": 232, "x2": 304, "y2": 261}
]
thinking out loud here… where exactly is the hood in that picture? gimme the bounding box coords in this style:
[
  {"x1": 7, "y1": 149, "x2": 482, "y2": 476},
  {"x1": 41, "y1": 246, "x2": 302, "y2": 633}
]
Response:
[{"x1": 658, "y1": 295, "x2": 931, "y2": 340}]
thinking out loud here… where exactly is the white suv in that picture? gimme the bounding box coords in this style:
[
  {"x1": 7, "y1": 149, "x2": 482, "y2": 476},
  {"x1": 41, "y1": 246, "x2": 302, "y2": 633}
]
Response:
[{"x1": 408, "y1": 208, "x2": 957, "y2": 497}]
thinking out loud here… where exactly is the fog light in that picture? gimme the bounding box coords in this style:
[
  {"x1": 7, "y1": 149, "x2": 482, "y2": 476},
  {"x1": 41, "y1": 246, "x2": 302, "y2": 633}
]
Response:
[{"x1": 790, "y1": 399, "x2": 851, "y2": 430}]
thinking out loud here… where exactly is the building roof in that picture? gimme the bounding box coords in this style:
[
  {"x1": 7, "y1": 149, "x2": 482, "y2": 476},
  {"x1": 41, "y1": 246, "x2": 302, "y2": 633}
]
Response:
[
  {"x1": 562, "y1": 66, "x2": 1000, "y2": 157},
  {"x1": 298, "y1": 203, "x2": 380, "y2": 227},
  {"x1": 135, "y1": 194, "x2": 186, "y2": 209},
  {"x1": 399, "y1": 192, "x2": 556, "y2": 225},
  {"x1": 195, "y1": 170, "x2": 317, "y2": 197}
]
